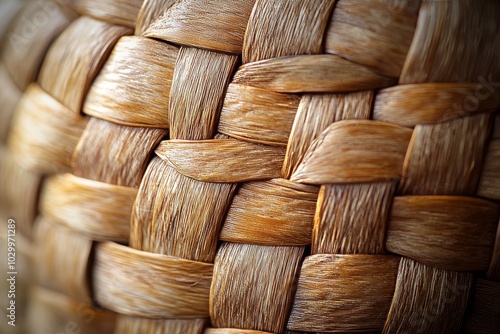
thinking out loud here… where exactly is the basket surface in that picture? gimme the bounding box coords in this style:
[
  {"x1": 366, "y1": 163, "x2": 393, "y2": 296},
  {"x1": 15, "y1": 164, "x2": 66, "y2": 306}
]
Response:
[{"x1": 1, "y1": 0, "x2": 500, "y2": 333}]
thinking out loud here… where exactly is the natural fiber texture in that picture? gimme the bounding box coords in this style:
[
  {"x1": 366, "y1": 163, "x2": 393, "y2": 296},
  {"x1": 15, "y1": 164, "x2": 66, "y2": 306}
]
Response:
[
  {"x1": 1, "y1": 0, "x2": 500, "y2": 333},
  {"x1": 325, "y1": 0, "x2": 420, "y2": 77},
  {"x1": 398, "y1": 113, "x2": 492, "y2": 196},
  {"x1": 76, "y1": 0, "x2": 144, "y2": 28},
  {"x1": 72, "y1": 117, "x2": 166, "y2": 187},
  {"x1": 169, "y1": 47, "x2": 237, "y2": 140},
  {"x1": 242, "y1": 0, "x2": 335, "y2": 63},
  {"x1": 313, "y1": 182, "x2": 395, "y2": 254},
  {"x1": 140, "y1": 0, "x2": 256, "y2": 53},
  {"x1": 233, "y1": 54, "x2": 396, "y2": 93},
  {"x1": 220, "y1": 179, "x2": 318, "y2": 246},
  {"x1": 399, "y1": 0, "x2": 500, "y2": 84},
  {"x1": 383, "y1": 257, "x2": 473, "y2": 334},
  {"x1": 282, "y1": 91, "x2": 373, "y2": 178},
  {"x1": 218, "y1": 84, "x2": 300, "y2": 146},
  {"x1": 210, "y1": 243, "x2": 303, "y2": 333},
  {"x1": 84, "y1": 35, "x2": 178, "y2": 128},
  {"x1": 291, "y1": 120, "x2": 413, "y2": 184},
  {"x1": 287, "y1": 254, "x2": 400, "y2": 332},
  {"x1": 386, "y1": 196, "x2": 498, "y2": 271},
  {"x1": 40, "y1": 173, "x2": 136, "y2": 242},
  {"x1": 94, "y1": 242, "x2": 213, "y2": 318},
  {"x1": 156, "y1": 139, "x2": 286, "y2": 182},
  {"x1": 374, "y1": 83, "x2": 500, "y2": 127},
  {"x1": 38, "y1": 16, "x2": 132, "y2": 113},
  {"x1": 131, "y1": 158, "x2": 236, "y2": 262},
  {"x1": 34, "y1": 217, "x2": 92, "y2": 302}
]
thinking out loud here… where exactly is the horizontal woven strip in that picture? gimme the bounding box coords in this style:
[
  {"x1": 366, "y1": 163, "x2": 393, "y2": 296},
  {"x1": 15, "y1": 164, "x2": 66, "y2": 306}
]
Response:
[
  {"x1": 94, "y1": 242, "x2": 214, "y2": 318},
  {"x1": 40, "y1": 173, "x2": 137, "y2": 242}
]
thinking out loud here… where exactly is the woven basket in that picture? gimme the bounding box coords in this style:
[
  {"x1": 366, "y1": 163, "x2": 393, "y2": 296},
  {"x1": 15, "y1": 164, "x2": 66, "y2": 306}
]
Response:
[{"x1": 1, "y1": 0, "x2": 500, "y2": 333}]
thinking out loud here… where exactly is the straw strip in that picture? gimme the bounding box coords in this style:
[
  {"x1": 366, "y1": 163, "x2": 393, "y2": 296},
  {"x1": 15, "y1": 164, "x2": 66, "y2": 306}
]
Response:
[
  {"x1": 383, "y1": 257, "x2": 472, "y2": 334},
  {"x1": 288, "y1": 254, "x2": 400, "y2": 332},
  {"x1": 486, "y1": 218, "x2": 500, "y2": 281},
  {"x1": 386, "y1": 196, "x2": 499, "y2": 271},
  {"x1": 238, "y1": 178, "x2": 319, "y2": 199},
  {"x1": 34, "y1": 217, "x2": 92, "y2": 302},
  {"x1": 38, "y1": 16, "x2": 132, "y2": 113},
  {"x1": 155, "y1": 139, "x2": 286, "y2": 183},
  {"x1": 374, "y1": 83, "x2": 500, "y2": 127},
  {"x1": 76, "y1": 0, "x2": 143, "y2": 28},
  {"x1": 127, "y1": 40, "x2": 240, "y2": 329},
  {"x1": 220, "y1": 179, "x2": 318, "y2": 246},
  {"x1": 313, "y1": 182, "x2": 396, "y2": 254},
  {"x1": 242, "y1": 0, "x2": 335, "y2": 63},
  {"x1": 40, "y1": 173, "x2": 137, "y2": 242},
  {"x1": 84, "y1": 36, "x2": 178, "y2": 128},
  {"x1": 461, "y1": 279, "x2": 500, "y2": 334},
  {"x1": 72, "y1": 117, "x2": 167, "y2": 188},
  {"x1": 400, "y1": 0, "x2": 500, "y2": 84},
  {"x1": 131, "y1": 158, "x2": 236, "y2": 262},
  {"x1": 378, "y1": 2, "x2": 500, "y2": 331},
  {"x1": 291, "y1": 120, "x2": 413, "y2": 184},
  {"x1": 399, "y1": 114, "x2": 493, "y2": 196},
  {"x1": 142, "y1": 0, "x2": 256, "y2": 53},
  {"x1": 0, "y1": 148, "x2": 41, "y2": 237},
  {"x1": 28, "y1": 286, "x2": 116, "y2": 334},
  {"x1": 2, "y1": 1, "x2": 69, "y2": 91},
  {"x1": 134, "y1": 0, "x2": 176, "y2": 36},
  {"x1": 282, "y1": 91, "x2": 373, "y2": 178},
  {"x1": 116, "y1": 41, "x2": 240, "y2": 331},
  {"x1": 233, "y1": 54, "x2": 396, "y2": 93},
  {"x1": 210, "y1": 243, "x2": 303, "y2": 333},
  {"x1": 169, "y1": 47, "x2": 237, "y2": 140},
  {"x1": 8, "y1": 84, "x2": 88, "y2": 174},
  {"x1": 218, "y1": 84, "x2": 300, "y2": 146},
  {"x1": 115, "y1": 316, "x2": 205, "y2": 334},
  {"x1": 0, "y1": 64, "x2": 22, "y2": 142},
  {"x1": 94, "y1": 242, "x2": 213, "y2": 318},
  {"x1": 477, "y1": 139, "x2": 500, "y2": 200},
  {"x1": 325, "y1": 0, "x2": 420, "y2": 78}
]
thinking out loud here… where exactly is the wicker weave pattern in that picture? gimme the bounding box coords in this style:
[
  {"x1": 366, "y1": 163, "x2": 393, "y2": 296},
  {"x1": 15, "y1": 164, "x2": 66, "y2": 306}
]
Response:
[{"x1": 1, "y1": 0, "x2": 500, "y2": 333}]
